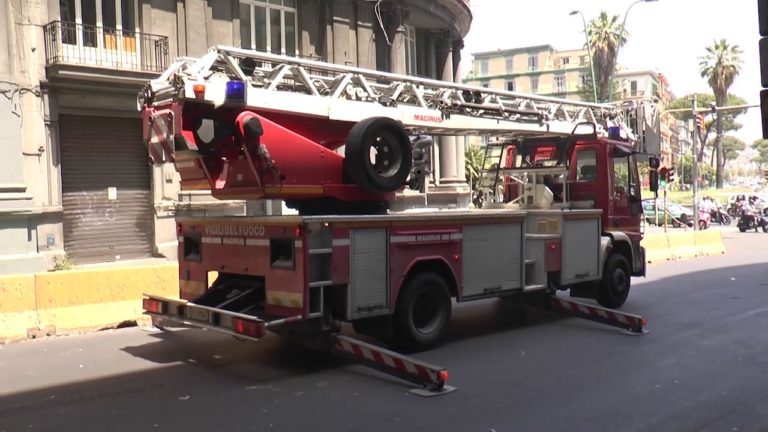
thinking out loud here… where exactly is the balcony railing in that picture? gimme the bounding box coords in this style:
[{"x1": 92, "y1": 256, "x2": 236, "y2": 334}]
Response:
[{"x1": 44, "y1": 21, "x2": 169, "y2": 73}]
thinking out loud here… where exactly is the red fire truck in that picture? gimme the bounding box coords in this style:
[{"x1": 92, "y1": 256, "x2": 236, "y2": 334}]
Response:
[{"x1": 140, "y1": 46, "x2": 658, "y2": 395}]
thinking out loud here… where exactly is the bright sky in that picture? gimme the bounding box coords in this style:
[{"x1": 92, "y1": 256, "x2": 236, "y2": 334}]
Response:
[{"x1": 460, "y1": 0, "x2": 762, "y2": 144}]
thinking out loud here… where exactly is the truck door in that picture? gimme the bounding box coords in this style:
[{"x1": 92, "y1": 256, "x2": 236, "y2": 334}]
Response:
[
  {"x1": 609, "y1": 152, "x2": 642, "y2": 231},
  {"x1": 568, "y1": 144, "x2": 599, "y2": 205}
]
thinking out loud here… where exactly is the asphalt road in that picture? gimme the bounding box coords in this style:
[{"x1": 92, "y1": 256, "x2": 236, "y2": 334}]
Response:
[{"x1": 1, "y1": 229, "x2": 767, "y2": 432}]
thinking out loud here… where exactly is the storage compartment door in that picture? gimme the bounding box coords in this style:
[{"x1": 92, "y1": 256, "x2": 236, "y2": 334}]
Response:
[
  {"x1": 348, "y1": 228, "x2": 388, "y2": 319},
  {"x1": 462, "y1": 223, "x2": 523, "y2": 297},
  {"x1": 561, "y1": 218, "x2": 601, "y2": 284}
]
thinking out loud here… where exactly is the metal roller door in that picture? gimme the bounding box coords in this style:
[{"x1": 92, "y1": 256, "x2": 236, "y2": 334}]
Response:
[{"x1": 60, "y1": 115, "x2": 153, "y2": 263}]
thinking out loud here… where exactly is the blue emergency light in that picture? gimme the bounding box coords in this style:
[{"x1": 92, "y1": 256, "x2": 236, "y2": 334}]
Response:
[{"x1": 225, "y1": 80, "x2": 246, "y2": 103}]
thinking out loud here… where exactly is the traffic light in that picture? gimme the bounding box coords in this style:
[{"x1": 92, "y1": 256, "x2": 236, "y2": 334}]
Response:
[
  {"x1": 649, "y1": 170, "x2": 659, "y2": 192},
  {"x1": 667, "y1": 166, "x2": 675, "y2": 183},
  {"x1": 760, "y1": 0, "x2": 768, "y2": 137},
  {"x1": 648, "y1": 156, "x2": 660, "y2": 193},
  {"x1": 658, "y1": 166, "x2": 668, "y2": 186},
  {"x1": 695, "y1": 114, "x2": 705, "y2": 131}
]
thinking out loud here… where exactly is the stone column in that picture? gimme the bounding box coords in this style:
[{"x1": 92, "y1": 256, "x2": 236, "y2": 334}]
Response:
[
  {"x1": 452, "y1": 38, "x2": 466, "y2": 183},
  {"x1": 435, "y1": 32, "x2": 460, "y2": 185},
  {"x1": 355, "y1": 0, "x2": 376, "y2": 69},
  {"x1": 332, "y1": 0, "x2": 354, "y2": 65},
  {"x1": 388, "y1": 8, "x2": 406, "y2": 74}
]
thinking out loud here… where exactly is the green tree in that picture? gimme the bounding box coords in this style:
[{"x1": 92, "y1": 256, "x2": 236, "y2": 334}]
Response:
[
  {"x1": 666, "y1": 93, "x2": 747, "y2": 163},
  {"x1": 464, "y1": 143, "x2": 485, "y2": 191},
  {"x1": 720, "y1": 136, "x2": 746, "y2": 161},
  {"x1": 699, "y1": 39, "x2": 743, "y2": 189},
  {"x1": 587, "y1": 12, "x2": 627, "y2": 102},
  {"x1": 751, "y1": 139, "x2": 768, "y2": 169}
]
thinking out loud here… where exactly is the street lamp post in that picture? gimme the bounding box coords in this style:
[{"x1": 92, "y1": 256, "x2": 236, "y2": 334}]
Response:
[
  {"x1": 609, "y1": 0, "x2": 659, "y2": 94},
  {"x1": 569, "y1": 10, "x2": 598, "y2": 103}
]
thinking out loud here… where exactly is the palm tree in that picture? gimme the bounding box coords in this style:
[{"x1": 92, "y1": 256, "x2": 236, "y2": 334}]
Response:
[
  {"x1": 587, "y1": 12, "x2": 627, "y2": 102},
  {"x1": 699, "y1": 39, "x2": 743, "y2": 189}
]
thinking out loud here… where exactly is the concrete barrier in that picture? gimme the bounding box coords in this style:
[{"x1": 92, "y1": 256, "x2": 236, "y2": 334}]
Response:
[
  {"x1": 694, "y1": 229, "x2": 727, "y2": 257},
  {"x1": 0, "y1": 263, "x2": 178, "y2": 343},
  {"x1": 666, "y1": 231, "x2": 699, "y2": 260},
  {"x1": 0, "y1": 275, "x2": 38, "y2": 342},
  {"x1": 642, "y1": 229, "x2": 727, "y2": 264},
  {"x1": 642, "y1": 233, "x2": 671, "y2": 263}
]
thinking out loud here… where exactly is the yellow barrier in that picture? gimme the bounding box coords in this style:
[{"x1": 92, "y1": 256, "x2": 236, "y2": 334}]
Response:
[
  {"x1": 694, "y1": 229, "x2": 727, "y2": 256},
  {"x1": 642, "y1": 233, "x2": 671, "y2": 263},
  {"x1": 642, "y1": 229, "x2": 726, "y2": 264},
  {"x1": 666, "y1": 231, "x2": 698, "y2": 260},
  {"x1": 0, "y1": 275, "x2": 38, "y2": 342},
  {"x1": 0, "y1": 263, "x2": 178, "y2": 343}
]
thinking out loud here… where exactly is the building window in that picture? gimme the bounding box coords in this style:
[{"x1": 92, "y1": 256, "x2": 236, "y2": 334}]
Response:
[
  {"x1": 562, "y1": 57, "x2": 570, "y2": 65},
  {"x1": 580, "y1": 73, "x2": 589, "y2": 88},
  {"x1": 240, "y1": 0, "x2": 297, "y2": 56},
  {"x1": 404, "y1": 25, "x2": 417, "y2": 75},
  {"x1": 479, "y1": 59, "x2": 489, "y2": 76},
  {"x1": 481, "y1": 82, "x2": 490, "y2": 88},
  {"x1": 554, "y1": 75, "x2": 566, "y2": 93},
  {"x1": 59, "y1": 0, "x2": 138, "y2": 47},
  {"x1": 630, "y1": 80, "x2": 638, "y2": 96},
  {"x1": 528, "y1": 55, "x2": 538, "y2": 71},
  {"x1": 652, "y1": 83, "x2": 659, "y2": 97},
  {"x1": 506, "y1": 80, "x2": 515, "y2": 92},
  {"x1": 530, "y1": 76, "x2": 539, "y2": 93},
  {"x1": 505, "y1": 57, "x2": 513, "y2": 72}
]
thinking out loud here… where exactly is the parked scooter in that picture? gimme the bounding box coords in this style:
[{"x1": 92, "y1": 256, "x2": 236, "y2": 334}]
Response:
[
  {"x1": 709, "y1": 206, "x2": 731, "y2": 225},
  {"x1": 737, "y1": 209, "x2": 768, "y2": 233}
]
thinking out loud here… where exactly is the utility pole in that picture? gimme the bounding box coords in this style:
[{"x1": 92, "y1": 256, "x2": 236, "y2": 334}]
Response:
[{"x1": 691, "y1": 95, "x2": 699, "y2": 231}]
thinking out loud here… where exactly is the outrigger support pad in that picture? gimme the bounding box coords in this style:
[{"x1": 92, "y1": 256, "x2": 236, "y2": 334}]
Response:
[{"x1": 332, "y1": 334, "x2": 457, "y2": 397}]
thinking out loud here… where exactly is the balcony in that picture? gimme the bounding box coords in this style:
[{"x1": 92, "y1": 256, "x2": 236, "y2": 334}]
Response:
[{"x1": 43, "y1": 21, "x2": 169, "y2": 80}]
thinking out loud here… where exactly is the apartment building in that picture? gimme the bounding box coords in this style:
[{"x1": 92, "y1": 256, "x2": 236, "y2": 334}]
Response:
[{"x1": 463, "y1": 45, "x2": 591, "y2": 100}]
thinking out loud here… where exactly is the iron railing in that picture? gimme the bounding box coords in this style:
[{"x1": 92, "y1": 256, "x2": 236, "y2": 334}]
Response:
[{"x1": 44, "y1": 21, "x2": 169, "y2": 73}]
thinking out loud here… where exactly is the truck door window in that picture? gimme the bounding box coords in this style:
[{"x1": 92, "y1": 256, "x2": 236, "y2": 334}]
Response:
[
  {"x1": 613, "y1": 155, "x2": 630, "y2": 197},
  {"x1": 575, "y1": 149, "x2": 597, "y2": 181}
]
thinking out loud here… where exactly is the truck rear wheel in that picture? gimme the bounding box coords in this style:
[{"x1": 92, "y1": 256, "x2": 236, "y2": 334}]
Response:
[
  {"x1": 344, "y1": 117, "x2": 412, "y2": 193},
  {"x1": 393, "y1": 272, "x2": 452, "y2": 350},
  {"x1": 597, "y1": 254, "x2": 631, "y2": 308}
]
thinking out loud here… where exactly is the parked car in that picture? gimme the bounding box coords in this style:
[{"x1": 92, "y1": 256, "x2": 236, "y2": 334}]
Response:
[{"x1": 642, "y1": 200, "x2": 710, "y2": 229}]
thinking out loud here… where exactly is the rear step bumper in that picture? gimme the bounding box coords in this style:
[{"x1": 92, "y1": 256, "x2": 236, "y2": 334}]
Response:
[{"x1": 142, "y1": 295, "x2": 309, "y2": 340}]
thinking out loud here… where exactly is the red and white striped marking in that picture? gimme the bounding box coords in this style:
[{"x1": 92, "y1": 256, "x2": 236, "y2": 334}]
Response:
[
  {"x1": 147, "y1": 111, "x2": 174, "y2": 164},
  {"x1": 333, "y1": 335, "x2": 444, "y2": 386},
  {"x1": 550, "y1": 297, "x2": 646, "y2": 331}
]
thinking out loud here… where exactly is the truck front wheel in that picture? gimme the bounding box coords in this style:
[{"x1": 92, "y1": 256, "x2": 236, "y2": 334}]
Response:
[
  {"x1": 393, "y1": 272, "x2": 452, "y2": 350},
  {"x1": 597, "y1": 254, "x2": 631, "y2": 308}
]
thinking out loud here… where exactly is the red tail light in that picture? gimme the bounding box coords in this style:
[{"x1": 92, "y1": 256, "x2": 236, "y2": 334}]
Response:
[
  {"x1": 438, "y1": 370, "x2": 449, "y2": 383},
  {"x1": 176, "y1": 223, "x2": 183, "y2": 236},
  {"x1": 232, "y1": 317, "x2": 265, "y2": 338},
  {"x1": 143, "y1": 298, "x2": 165, "y2": 314}
]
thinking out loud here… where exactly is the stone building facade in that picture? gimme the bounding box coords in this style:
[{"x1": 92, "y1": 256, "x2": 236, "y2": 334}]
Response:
[{"x1": 0, "y1": 0, "x2": 472, "y2": 273}]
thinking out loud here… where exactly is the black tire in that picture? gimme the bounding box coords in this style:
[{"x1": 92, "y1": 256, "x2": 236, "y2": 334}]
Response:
[
  {"x1": 762, "y1": 224, "x2": 768, "y2": 233},
  {"x1": 738, "y1": 223, "x2": 748, "y2": 233},
  {"x1": 597, "y1": 254, "x2": 631, "y2": 309},
  {"x1": 393, "y1": 272, "x2": 452, "y2": 350},
  {"x1": 722, "y1": 214, "x2": 731, "y2": 225},
  {"x1": 344, "y1": 117, "x2": 412, "y2": 193}
]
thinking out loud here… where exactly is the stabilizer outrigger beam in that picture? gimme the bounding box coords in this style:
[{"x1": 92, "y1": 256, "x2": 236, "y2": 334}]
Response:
[{"x1": 548, "y1": 296, "x2": 648, "y2": 334}]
